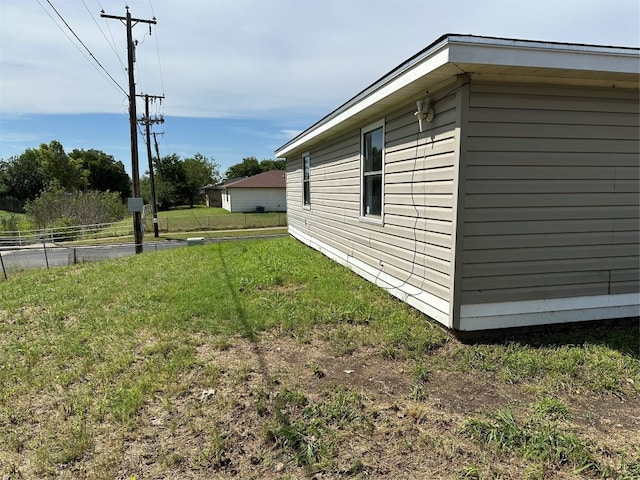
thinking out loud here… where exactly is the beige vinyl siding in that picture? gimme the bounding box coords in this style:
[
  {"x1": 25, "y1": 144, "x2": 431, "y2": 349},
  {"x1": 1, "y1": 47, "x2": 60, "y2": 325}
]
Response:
[
  {"x1": 285, "y1": 89, "x2": 460, "y2": 321},
  {"x1": 461, "y1": 82, "x2": 640, "y2": 305}
]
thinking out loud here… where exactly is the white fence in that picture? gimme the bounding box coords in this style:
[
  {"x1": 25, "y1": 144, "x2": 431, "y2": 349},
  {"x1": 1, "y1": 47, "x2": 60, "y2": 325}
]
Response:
[{"x1": 0, "y1": 221, "x2": 133, "y2": 247}]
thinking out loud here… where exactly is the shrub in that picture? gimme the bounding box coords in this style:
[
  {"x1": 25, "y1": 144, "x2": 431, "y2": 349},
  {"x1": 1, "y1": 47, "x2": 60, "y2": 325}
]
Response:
[{"x1": 25, "y1": 183, "x2": 126, "y2": 228}]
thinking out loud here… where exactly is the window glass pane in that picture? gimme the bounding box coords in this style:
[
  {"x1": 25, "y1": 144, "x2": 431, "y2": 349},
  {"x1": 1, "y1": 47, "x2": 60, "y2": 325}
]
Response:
[
  {"x1": 364, "y1": 127, "x2": 383, "y2": 173},
  {"x1": 303, "y1": 155, "x2": 310, "y2": 181},
  {"x1": 363, "y1": 174, "x2": 381, "y2": 216},
  {"x1": 303, "y1": 182, "x2": 310, "y2": 205},
  {"x1": 303, "y1": 154, "x2": 310, "y2": 205}
]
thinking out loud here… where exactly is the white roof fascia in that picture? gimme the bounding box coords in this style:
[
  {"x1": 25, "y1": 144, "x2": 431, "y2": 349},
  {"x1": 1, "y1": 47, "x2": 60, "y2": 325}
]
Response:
[
  {"x1": 447, "y1": 36, "x2": 640, "y2": 74},
  {"x1": 275, "y1": 41, "x2": 451, "y2": 158},
  {"x1": 275, "y1": 35, "x2": 640, "y2": 159}
]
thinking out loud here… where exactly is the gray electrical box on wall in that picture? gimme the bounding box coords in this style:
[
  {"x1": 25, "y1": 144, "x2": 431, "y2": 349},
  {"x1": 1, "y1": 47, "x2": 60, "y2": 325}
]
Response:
[{"x1": 127, "y1": 198, "x2": 144, "y2": 213}]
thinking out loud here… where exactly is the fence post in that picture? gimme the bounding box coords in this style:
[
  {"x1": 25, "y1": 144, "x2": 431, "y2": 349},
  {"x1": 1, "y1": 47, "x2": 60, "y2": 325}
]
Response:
[
  {"x1": 42, "y1": 238, "x2": 50, "y2": 270},
  {"x1": 0, "y1": 251, "x2": 6, "y2": 280}
]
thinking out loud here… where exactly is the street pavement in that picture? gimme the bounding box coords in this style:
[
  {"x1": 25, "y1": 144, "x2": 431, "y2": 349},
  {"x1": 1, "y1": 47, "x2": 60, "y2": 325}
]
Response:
[{"x1": 0, "y1": 234, "x2": 287, "y2": 276}]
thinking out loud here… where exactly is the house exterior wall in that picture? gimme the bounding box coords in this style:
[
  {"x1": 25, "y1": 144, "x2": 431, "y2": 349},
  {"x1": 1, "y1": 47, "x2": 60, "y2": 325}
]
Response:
[
  {"x1": 457, "y1": 81, "x2": 640, "y2": 329},
  {"x1": 222, "y1": 188, "x2": 286, "y2": 212},
  {"x1": 286, "y1": 86, "x2": 461, "y2": 326}
]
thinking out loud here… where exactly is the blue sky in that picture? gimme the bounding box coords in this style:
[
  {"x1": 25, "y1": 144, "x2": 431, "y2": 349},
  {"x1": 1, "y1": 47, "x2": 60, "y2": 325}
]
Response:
[{"x1": 1, "y1": 0, "x2": 638, "y2": 177}]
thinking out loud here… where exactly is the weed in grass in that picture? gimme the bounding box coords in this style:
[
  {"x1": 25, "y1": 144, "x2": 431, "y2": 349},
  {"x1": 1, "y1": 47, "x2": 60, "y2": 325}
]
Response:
[
  {"x1": 383, "y1": 312, "x2": 449, "y2": 359},
  {"x1": 264, "y1": 386, "x2": 370, "y2": 471},
  {"x1": 463, "y1": 407, "x2": 604, "y2": 476},
  {"x1": 458, "y1": 464, "x2": 482, "y2": 479},
  {"x1": 523, "y1": 463, "x2": 545, "y2": 480},
  {"x1": 413, "y1": 361, "x2": 430, "y2": 383},
  {"x1": 197, "y1": 427, "x2": 232, "y2": 469},
  {"x1": 451, "y1": 335, "x2": 640, "y2": 396},
  {"x1": 50, "y1": 417, "x2": 93, "y2": 465},
  {"x1": 107, "y1": 380, "x2": 151, "y2": 426},
  {"x1": 532, "y1": 397, "x2": 571, "y2": 421},
  {"x1": 311, "y1": 362, "x2": 325, "y2": 378},
  {"x1": 458, "y1": 464, "x2": 506, "y2": 479},
  {"x1": 410, "y1": 384, "x2": 426, "y2": 401},
  {"x1": 345, "y1": 458, "x2": 369, "y2": 477},
  {"x1": 324, "y1": 325, "x2": 361, "y2": 357},
  {"x1": 618, "y1": 460, "x2": 640, "y2": 480},
  {"x1": 4, "y1": 429, "x2": 23, "y2": 453}
]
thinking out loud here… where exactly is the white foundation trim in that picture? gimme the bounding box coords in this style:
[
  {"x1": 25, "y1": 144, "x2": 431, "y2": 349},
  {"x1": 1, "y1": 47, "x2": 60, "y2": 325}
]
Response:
[
  {"x1": 289, "y1": 225, "x2": 451, "y2": 327},
  {"x1": 459, "y1": 293, "x2": 639, "y2": 331}
]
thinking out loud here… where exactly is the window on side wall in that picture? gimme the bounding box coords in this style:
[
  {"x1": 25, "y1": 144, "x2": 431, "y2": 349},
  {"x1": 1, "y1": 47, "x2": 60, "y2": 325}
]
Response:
[
  {"x1": 303, "y1": 153, "x2": 311, "y2": 206},
  {"x1": 361, "y1": 120, "x2": 384, "y2": 220}
]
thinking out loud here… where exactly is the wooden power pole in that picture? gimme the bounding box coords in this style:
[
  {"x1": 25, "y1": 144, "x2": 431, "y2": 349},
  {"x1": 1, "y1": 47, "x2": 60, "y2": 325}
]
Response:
[
  {"x1": 101, "y1": 7, "x2": 156, "y2": 253},
  {"x1": 139, "y1": 94, "x2": 164, "y2": 238}
]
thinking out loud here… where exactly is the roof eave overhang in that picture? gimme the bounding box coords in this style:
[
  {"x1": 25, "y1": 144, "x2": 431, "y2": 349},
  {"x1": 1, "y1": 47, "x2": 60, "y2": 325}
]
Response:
[{"x1": 275, "y1": 35, "x2": 639, "y2": 159}]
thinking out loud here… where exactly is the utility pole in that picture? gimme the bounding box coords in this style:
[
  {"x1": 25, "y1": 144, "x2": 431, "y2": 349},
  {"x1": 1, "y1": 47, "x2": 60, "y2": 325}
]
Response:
[
  {"x1": 138, "y1": 94, "x2": 164, "y2": 238},
  {"x1": 101, "y1": 7, "x2": 156, "y2": 254},
  {"x1": 152, "y1": 132, "x2": 163, "y2": 168}
]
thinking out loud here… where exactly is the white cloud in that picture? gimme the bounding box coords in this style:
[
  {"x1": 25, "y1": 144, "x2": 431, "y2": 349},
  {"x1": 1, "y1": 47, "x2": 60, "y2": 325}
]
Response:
[{"x1": 0, "y1": 0, "x2": 638, "y2": 120}]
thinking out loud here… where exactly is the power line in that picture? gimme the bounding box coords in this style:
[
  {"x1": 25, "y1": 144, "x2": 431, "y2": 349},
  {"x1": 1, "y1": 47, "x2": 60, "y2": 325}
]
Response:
[
  {"x1": 36, "y1": 0, "x2": 128, "y2": 96},
  {"x1": 148, "y1": 0, "x2": 165, "y2": 96},
  {"x1": 83, "y1": 0, "x2": 126, "y2": 73}
]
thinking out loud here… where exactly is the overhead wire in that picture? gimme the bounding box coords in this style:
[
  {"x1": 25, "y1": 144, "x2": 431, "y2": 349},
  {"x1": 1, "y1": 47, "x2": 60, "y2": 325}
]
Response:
[
  {"x1": 84, "y1": 0, "x2": 127, "y2": 73},
  {"x1": 148, "y1": 0, "x2": 166, "y2": 98},
  {"x1": 36, "y1": 0, "x2": 128, "y2": 97}
]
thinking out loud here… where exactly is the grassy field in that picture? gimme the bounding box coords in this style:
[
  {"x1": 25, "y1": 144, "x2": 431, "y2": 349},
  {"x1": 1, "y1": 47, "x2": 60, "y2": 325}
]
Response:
[
  {"x1": 0, "y1": 237, "x2": 638, "y2": 479},
  {"x1": 1, "y1": 206, "x2": 285, "y2": 236},
  {"x1": 145, "y1": 206, "x2": 287, "y2": 232}
]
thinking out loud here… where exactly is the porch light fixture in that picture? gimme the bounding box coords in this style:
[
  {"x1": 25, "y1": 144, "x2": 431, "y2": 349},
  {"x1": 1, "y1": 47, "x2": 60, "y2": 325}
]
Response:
[{"x1": 414, "y1": 99, "x2": 435, "y2": 132}]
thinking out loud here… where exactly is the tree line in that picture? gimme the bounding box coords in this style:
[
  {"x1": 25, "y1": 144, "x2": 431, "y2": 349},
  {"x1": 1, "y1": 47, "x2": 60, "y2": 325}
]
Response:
[{"x1": 0, "y1": 141, "x2": 285, "y2": 229}]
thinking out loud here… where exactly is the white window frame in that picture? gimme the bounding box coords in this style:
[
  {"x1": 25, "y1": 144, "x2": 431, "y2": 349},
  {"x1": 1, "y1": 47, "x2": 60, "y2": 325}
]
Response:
[
  {"x1": 359, "y1": 119, "x2": 385, "y2": 225},
  {"x1": 302, "y1": 152, "x2": 311, "y2": 208}
]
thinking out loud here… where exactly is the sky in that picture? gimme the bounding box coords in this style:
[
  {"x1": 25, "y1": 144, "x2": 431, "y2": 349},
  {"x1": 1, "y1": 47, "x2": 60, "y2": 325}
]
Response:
[{"x1": 0, "y1": 0, "x2": 638, "y2": 178}]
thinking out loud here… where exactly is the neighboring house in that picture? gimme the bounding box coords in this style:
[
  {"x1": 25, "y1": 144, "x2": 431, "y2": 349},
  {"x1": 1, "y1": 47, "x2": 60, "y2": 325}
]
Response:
[
  {"x1": 275, "y1": 34, "x2": 639, "y2": 331},
  {"x1": 220, "y1": 170, "x2": 286, "y2": 212},
  {"x1": 203, "y1": 184, "x2": 223, "y2": 208}
]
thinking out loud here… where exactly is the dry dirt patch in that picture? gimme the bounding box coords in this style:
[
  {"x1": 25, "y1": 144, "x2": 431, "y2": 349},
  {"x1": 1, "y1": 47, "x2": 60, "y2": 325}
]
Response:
[{"x1": 98, "y1": 331, "x2": 637, "y2": 479}]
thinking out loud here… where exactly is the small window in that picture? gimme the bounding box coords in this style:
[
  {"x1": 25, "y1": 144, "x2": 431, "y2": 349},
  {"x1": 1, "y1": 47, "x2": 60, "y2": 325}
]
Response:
[
  {"x1": 303, "y1": 153, "x2": 311, "y2": 206},
  {"x1": 361, "y1": 121, "x2": 384, "y2": 218}
]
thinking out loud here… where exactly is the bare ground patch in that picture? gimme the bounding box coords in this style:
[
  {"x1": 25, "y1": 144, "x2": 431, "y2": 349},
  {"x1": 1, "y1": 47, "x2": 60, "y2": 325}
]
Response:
[{"x1": 64, "y1": 331, "x2": 636, "y2": 479}]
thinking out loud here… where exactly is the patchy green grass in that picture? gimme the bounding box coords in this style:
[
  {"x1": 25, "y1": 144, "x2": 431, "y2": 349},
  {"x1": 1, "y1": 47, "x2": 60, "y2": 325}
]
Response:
[
  {"x1": 147, "y1": 206, "x2": 287, "y2": 232},
  {"x1": 463, "y1": 403, "x2": 602, "y2": 476},
  {"x1": 0, "y1": 237, "x2": 637, "y2": 479}
]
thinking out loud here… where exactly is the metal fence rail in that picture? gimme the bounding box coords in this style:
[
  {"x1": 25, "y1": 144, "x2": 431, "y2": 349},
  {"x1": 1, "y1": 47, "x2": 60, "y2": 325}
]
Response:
[{"x1": 0, "y1": 222, "x2": 133, "y2": 247}]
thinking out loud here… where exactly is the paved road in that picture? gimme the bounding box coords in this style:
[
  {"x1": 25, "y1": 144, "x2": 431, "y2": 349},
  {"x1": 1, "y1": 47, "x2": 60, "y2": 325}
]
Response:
[
  {"x1": 0, "y1": 234, "x2": 286, "y2": 275},
  {"x1": 0, "y1": 241, "x2": 183, "y2": 272}
]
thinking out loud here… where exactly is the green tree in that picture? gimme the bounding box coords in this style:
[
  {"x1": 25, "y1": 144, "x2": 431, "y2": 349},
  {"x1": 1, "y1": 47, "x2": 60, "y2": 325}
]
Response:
[
  {"x1": 153, "y1": 153, "x2": 186, "y2": 210},
  {"x1": 39, "y1": 140, "x2": 87, "y2": 191},
  {"x1": 224, "y1": 157, "x2": 285, "y2": 180},
  {"x1": 258, "y1": 158, "x2": 285, "y2": 171},
  {"x1": 225, "y1": 156, "x2": 261, "y2": 180},
  {"x1": 183, "y1": 153, "x2": 220, "y2": 208},
  {"x1": 0, "y1": 161, "x2": 9, "y2": 196},
  {"x1": 1, "y1": 151, "x2": 47, "y2": 201},
  {"x1": 69, "y1": 148, "x2": 131, "y2": 201}
]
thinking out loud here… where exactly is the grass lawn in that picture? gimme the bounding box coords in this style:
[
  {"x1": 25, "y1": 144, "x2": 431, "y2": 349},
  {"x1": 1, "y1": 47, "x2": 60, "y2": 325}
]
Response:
[
  {"x1": 147, "y1": 206, "x2": 286, "y2": 232},
  {"x1": 0, "y1": 237, "x2": 638, "y2": 479}
]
